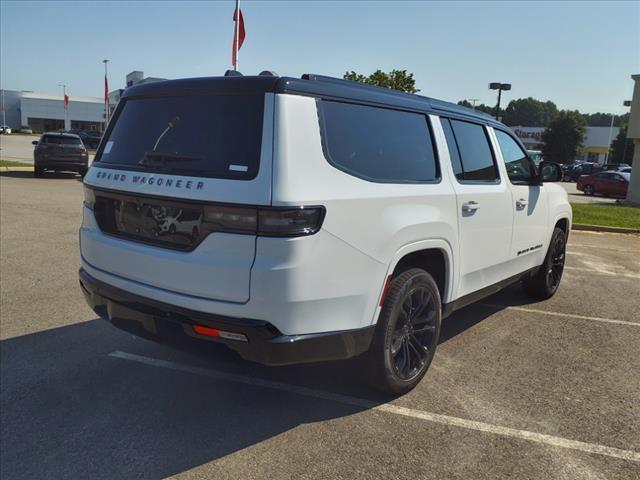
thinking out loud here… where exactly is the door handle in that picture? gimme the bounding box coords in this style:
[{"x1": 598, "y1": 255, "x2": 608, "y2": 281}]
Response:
[
  {"x1": 462, "y1": 201, "x2": 480, "y2": 213},
  {"x1": 516, "y1": 198, "x2": 528, "y2": 210}
]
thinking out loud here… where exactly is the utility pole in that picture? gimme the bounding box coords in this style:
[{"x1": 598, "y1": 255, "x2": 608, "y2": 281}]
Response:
[{"x1": 467, "y1": 98, "x2": 480, "y2": 110}]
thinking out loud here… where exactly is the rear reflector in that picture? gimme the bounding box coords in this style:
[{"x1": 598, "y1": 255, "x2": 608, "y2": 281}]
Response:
[
  {"x1": 192, "y1": 325, "x2": 220, "y2": 337},
  {"x1": 192, "y1": 324, "x2": 248, "y2": 342},
  {"x1": 379, "y1": 275, "x2": 393, "y2": 306}
]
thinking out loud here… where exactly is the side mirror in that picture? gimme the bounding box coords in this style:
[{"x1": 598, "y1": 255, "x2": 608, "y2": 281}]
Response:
[
  {"x1": 539, "y1": 161, "x2": 562, "y2": 182},
  {"x1": 32, "y1": 140, "x2": 38, "y2": 145}
]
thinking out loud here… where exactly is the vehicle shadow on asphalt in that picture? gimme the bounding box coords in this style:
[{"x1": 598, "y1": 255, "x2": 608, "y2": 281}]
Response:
[{"x1": 0, "y1": 303, "x2": 503, "y2": 479}]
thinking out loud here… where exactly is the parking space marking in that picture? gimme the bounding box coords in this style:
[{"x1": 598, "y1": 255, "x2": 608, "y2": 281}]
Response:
[
  {"x1": 568, "y1": 243, "x2": 640, "y2": 252},
  {"x1": 563, "y1": 266, "x2": 640, "y2": 279},
  {"x1": 478, "y1": 304, "x2": 639, "y2": 327},
  {"x1": 110, "y1": 351, "x2": 640, "y2": 463}
]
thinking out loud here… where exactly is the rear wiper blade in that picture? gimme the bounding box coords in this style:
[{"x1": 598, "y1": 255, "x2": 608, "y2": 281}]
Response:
[{"x1": 138, "y1": 152, "x2": 202, "y2": 166}]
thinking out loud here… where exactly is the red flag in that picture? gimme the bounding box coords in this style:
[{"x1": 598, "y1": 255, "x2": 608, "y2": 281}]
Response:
[
  {"x1": 104, "y1": 75, "x2": 109, "y2": 103},
  {"x1": 232, "y1": 7, "x2": 245, "y2": 67},
  {"x1": 64, "y1": 94, "x2": 69, "y2": 110}
]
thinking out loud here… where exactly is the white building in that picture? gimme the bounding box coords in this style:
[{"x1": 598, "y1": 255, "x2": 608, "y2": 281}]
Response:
[
  {"x1": 512, "y1": 125, "x2": 620, "y2": 164},
  {"x1": 1, "y1": 71, "x2": 167, "y2": 133},
  {"x1": 1, "y1": 89, "x2": 104, "y2": 132}
]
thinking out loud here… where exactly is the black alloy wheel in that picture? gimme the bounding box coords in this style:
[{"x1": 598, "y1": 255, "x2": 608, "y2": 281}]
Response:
[
  {"x1": 545, "y1": 231, "x2": 566, "y2": 292},
  {"x1": 390, "y1": 286, "x2": 438, "y2": 381},
  {"x1": 368, "y1": 268, "x2": 441, "y2": 395},
  {"x1": 584, "y1": 184, "x2": 595, "y2": 196},
  {"x1": 522, "y1": 227, "x2": 567, "y2": 300}
]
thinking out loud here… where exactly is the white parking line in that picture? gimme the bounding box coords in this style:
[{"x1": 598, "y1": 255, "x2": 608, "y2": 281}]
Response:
[
  {"x1": 568, "y1": 243, "x2": 640, "y2": 252},
  {"x1": 109, "y1": 350, "x2": 640, "y2": 463},
  {"x1": 478, "y1": 304, "x2": 639, "y2": 327},
  {"x1": 563, "y1": 266, "x2": 640, "y2": 279}
]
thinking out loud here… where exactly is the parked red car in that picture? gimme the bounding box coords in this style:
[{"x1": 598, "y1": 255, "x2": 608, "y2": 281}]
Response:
[{"x1": 576, "y1": 171, "x2": 630, "y2": 197}]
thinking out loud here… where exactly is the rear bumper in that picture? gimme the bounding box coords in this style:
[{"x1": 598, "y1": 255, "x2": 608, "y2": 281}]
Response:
[
  {"x1": 79, "y1": 269, "x2": 374, "y2": 366},
  {"x1": 36, "y1": 158, "x2": 87, "y2": 169}
]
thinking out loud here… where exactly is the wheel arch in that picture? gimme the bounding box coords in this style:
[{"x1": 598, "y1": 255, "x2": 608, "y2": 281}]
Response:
[{"x1": 379, "y1": 239, "x2": 455, "y2": 308}]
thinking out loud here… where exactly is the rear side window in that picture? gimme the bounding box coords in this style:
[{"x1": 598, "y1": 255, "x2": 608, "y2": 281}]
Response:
[
  {"x1": 96, "y1": 94, "x2": 264, "y2": 180},
  {"x1": 442, "y1": 118, "x2": 499, "y2": 182},
  {"x1": 319, "y1": 101, "x2": 439, "y2": 183},
  {"x1": 43, "y1": 135, "x2": 82, "y2": 145}
]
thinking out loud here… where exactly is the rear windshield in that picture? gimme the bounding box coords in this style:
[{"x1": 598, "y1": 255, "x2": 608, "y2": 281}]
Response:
[
  {"x1": 95, "y1": 94, "x2": 264, "y2": 180},
  {"x1": 43, "y1": 135, "x2": 82, "y2": 145}
]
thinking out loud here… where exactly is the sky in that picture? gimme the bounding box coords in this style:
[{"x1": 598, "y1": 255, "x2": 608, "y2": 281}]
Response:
[{"x1": 1, "y1": 0, "x2": 638, "y2": 114}]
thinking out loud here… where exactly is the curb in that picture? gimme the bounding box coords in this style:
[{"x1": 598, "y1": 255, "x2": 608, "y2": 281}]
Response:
[
  {"x1": 1, "y1": 166, "x2": 34, "y2": 172},
  {"x1": 572, "y1": 224, "x2": 640, "y2": 235}
]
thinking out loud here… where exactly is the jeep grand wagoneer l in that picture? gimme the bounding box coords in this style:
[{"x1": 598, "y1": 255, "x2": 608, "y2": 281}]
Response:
[{"x1": 79, "y1": 72, "x2": 570, "y2": 394}]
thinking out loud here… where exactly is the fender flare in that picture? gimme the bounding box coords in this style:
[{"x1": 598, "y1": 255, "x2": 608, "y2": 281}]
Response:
[{"x1": 370, "y1": 238, "x2": 456, "y2": 325}]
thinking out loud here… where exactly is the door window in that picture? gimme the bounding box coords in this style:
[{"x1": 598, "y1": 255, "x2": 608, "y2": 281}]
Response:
[
  {"x1": 494, "y1": 130, "x2": 534, "y2": 185},
  {"x1": 442, "y1": 118, "x2": 499, "y2": 182}
]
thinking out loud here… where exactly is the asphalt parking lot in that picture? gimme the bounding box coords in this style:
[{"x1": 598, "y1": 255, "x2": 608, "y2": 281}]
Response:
[{"x1": 1, "y1": 172, "x2": 639, "y2": 480}]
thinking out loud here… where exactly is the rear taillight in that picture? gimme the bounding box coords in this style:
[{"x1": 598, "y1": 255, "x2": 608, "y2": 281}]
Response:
[
  {"x1": 83, "y1": 186, "x2": 325, "y2": 237},
  {"x1": 258, "y1": 207, "x2": 324, "y2": 237},
  {"x1": 202, "y1": 204, "x2": 325, "y2": 237},
  {"x1": 203, "y1": 205, "x2": 257, "y2": 234},
  {"x1": 83, "y1": 186, "x2": 95, "y2": 210}
]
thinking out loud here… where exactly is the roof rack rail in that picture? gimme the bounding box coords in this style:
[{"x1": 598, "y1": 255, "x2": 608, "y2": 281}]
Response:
[
  {"x1": 259, "y1": 70, "x2": 278, "y2": 77},
  {"x1": 224, "y1": 70, "x2": 243, "y2": 77}
]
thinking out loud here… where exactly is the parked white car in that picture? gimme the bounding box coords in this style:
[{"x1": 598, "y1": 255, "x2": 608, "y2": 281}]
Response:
[
  {"x1": 0, "y1": 125, "x2": 11, "y2": 134},
  {"x1": 79, "y1": 72, "x2": 571, "y2": 394}
]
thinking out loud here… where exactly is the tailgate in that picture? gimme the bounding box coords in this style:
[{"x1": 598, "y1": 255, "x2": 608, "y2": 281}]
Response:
[{"x1": 81, "y1": 91, "x2": 274, "y2": 303}]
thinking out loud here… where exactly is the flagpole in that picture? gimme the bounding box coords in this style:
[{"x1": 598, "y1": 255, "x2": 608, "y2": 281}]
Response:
[
  {"x1": 234, "y1": 0, "x2": 240, "y2": 71},
  {"x1": 59, "y1": 83, "x2": 67, "y2": 131},
  {"x1": 103, "y1": 59, "x2": 110, "y2": 129}
]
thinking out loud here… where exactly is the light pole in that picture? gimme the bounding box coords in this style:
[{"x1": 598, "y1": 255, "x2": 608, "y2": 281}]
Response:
[
  {"x1": 103, "y1": 59, "x2": 110, "y2": 129},
  {"x1": 59, "y1": 83, "x2": 67, "y2": 131},
  {"x1": 489, "y1": 82, "x2": 511, "y2": 121}
]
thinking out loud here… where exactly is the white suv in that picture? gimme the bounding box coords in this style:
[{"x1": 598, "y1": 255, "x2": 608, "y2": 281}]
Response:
[{"x1": 79, "y1": 73, "x2": 571, "y2": 394}]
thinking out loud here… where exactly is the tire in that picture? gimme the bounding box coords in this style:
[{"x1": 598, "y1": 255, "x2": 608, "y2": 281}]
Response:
[
  {"x1": 367, "y1": 268, "x2": 441, "y2": 395},
  {"x1": 584, "y1": 184, "x2": 595, "y2": 196},
  {"x1": 522, "y1": 227, "x2": 566, "y2": 300},
  {"x1": 34, "y1": 166, "x2": 44, "y2": 178}
]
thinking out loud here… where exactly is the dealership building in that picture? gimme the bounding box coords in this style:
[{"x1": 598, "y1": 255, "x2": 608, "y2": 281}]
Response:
[
  {"x1": 512, "y1": 125, "x2": 620, "y2": 164},
  {"x1": 1, "y1": 71, "x2": 166, "y2": 133},
  {"x1": 0, "y1": 89, "x2": 105, "y2": 132}
]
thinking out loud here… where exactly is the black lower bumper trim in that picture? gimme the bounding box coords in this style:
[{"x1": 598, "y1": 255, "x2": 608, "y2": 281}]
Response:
[{"x1": 79, "y1": 269, "x2": 374, "y2": 366}]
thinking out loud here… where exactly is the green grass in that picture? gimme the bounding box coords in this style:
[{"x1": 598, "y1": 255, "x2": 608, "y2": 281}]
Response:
[
  {"x1": 571, "y1": 203, "x2": 640, "y2": 230},
  {"x1": 0, "y1": 160, "x2": 32, "y2": 167}
]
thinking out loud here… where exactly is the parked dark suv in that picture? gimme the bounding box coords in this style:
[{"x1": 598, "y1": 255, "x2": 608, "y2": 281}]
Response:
[
  {"x1": 565, "y1": 162, "x2": 603, "y2": 182},
  {"x1": 67, "y1": 129, "x2": 102, "y2": 149},
  {"x1": 32, "y1": 133, "x2": 89, "y2": 177}
]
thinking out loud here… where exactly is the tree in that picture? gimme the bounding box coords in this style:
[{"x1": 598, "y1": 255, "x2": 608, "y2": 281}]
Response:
[
  {"x1": 608, "y1": 126, "x2": 635, "y2": 164},
  {"x1": 343, "y1": 69, "x2": 419, "y2": 94},
  {"x1": 501, "y1": 97, "x2": 558, "y2": 127},
  {"x1": 541, "y1": 110, "x2": 587, "y2": 164},
  {"x1": 583, "y1": 112, "x2": 629, "y2": 127},
  {"x1": 457, "y1": 100, "x2": 494, "y2": 116}
]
